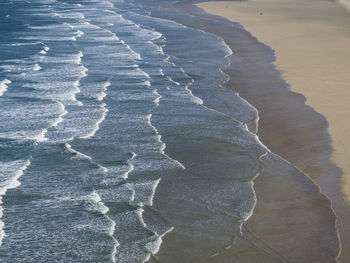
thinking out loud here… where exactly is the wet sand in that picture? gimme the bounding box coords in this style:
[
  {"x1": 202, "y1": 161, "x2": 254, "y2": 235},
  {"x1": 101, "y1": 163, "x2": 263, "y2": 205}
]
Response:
[
  {"x1": 151, "y1": 152, "x2": 339, "y2": 262},
  {"x1": 195, "y1": 1, "x2": 350, "y2": 260},
  {"x1": 170, "y1": 0, "x2": 350, "y2": 262}
]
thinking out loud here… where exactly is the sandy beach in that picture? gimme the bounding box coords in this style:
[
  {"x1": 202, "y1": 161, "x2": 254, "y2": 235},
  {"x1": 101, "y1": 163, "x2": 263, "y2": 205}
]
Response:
[
  {"x1": 1, "y1": 0, "x2": 345, "y2": 261},
  {"x1": 171, "y1": 0, "x2": 350, "y2": 261},
  {"x1": 196, "y1": 0, "x2": 350, "y2": 203}
]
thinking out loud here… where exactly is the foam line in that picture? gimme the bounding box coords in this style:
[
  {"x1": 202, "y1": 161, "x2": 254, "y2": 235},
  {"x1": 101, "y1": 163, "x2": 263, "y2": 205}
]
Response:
[
  {"x1": 146, "y1": 114, "x2": 185, "y2": 170},
  {"x1": 71, "y1": 53, "x2": 87, "y2": 106},
  {"x1": 35, "y1": 129, "x2": 49, "y2": 143},
  {"x1": 148, "y1": 179, "x2": 161, "y2": 207},
  {"x1": 144, "y1": 226, "x2": 175, "y2": 258},
  {"x1": 96, "y1": 81, "x2": 111, "y2": 102},
  {"x1": 0, "y1": 79, "x2": 11, "y2": 96},
  {"x1": 65, "y1": 143, "x2": 108, "y2": 172},
  {"x1": 123, "y1": 152, "x2": 137, "y2": 179},
  {"x1": 136, "y1": 207, "x2": 147, "y2": 228},
  {"x1": 0, "y1": 160, "x2": 31, "y2": 246},
  {"x1": 79, "y1": 104, "x2": 108, "y2": 139},
  {"x1": 80, "y1": 190, "x2": 120, "y2": 261},
  {"x1": 106, "y1": 215, "x2": 119, "y2": 263},
  {"x1": 152, "y1": 90, "x2": 161, "y2": 106},
  {"x1": 65, "y1": 143, "x2": 92, "y2": 160},
  {"x1": 51, "y1": 102, "x2": 68, "y2": 127}
]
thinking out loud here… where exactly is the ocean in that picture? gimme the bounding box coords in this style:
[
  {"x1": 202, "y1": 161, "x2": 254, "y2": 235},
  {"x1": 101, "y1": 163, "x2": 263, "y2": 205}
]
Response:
[{"x1": 0, "y1": 0, "x2": 338, "y2": 262}]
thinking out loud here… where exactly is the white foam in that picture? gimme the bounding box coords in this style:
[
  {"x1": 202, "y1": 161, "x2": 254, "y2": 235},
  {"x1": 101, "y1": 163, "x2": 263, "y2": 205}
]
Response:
[
  {"x1": 126, "y1": 183, "x2": 136, "y2": 203},
  {"x1": 76, "y1": 20, "x2": 141, "y2": 60},
  {"x1": 139, "y1": 69, "x2": 150, "y2": 78},
  {"x1": 104, "y1": 9, "x2": 118, "y2": 14},
  {"x1": 0, "y1": 160, "x2": 30, "y2": 197},
  {"x1": 96, "y1": 81, "x2": 110, "y2": 101},
  {"x1": 174, "y1": 67, "x2": 204, "y2": 105},
  {"x1": 131, "y1": 179, "x2": 161, "y2": 207},
  {"x1": 166, "y1": 76, "x2": 180, "y2": 86},
  {"x1": 7, "y1": 42, "x2": 42, "y2": 46},
  {"x1": 35, "y1": 129, "x2": 49, "y2": 143},
  {"x1": 55, "y1": 12, "x2": 85, "y2": 20},
  {"x1": 80, "y1": 65, "x2": 88, "y2": 77},
  {"x1": 185, "y1": 83, "x2": 203, "y2": 105},
  {"x1": 144, "y1": 226, "x2": 174, "y2": 257},
  {"x1": 123, "y1": 152, "x2": 137, "y2": 179},
  {"x1": 28, "y1": 24, "x2": 63, "y2": 30},
  {"x1": 90, "y1": 33, "x2": 119, "y2": 42},
  {"x1": 96, "y1": 91, "x2": 107, "y2": 102},
  {"x1": 84, "y1": 190, "x2": 109, "y2": 214},
  {"x1": 148, "y1": 179, "x2": 160, "y2": 207},
  {"x1": 76, "y1": 21, "x2": 100, "y2": 30},
  {"x1": 0, "y1": 79, "x2": 11, "y2": 96},
  {"x1": 0, "y1": 159, "x2": 31, "y2": 246},
  {"x1": 75, "y1": 51, "x2": 84, "y2": 64},
  {"x1": 65, "y1": 143, "x2": 108, "y2": 172},
  {"x1": 75, "y1": 30, "x2": 84, "y2": 38},
  {"x1": 72, "y1": 80, "x2": 84, "y2": 106},
  {"x1": 79, "y1": 105, "x2": 108, "y2": 139},
  {"x1": 39, "y1": 46, "x2": 50, "y2": 55},
  {"x1": 51, "y1": 102, "x2": 68, "y2": 127},
  {"x1": 136, "y1": 207, "x2": 147, "y2": 228},
  {"x1": 33, "y1": 64, "x2": 41, "y2": 71},
  {"x1": 145, "y1": 114, "x2": 185, "y2": 170},
  {"x1": 0, "y1": 122, "x2": 50, "y2": 143},
  {"x1": 152, "y1": 90, "x2": 162, "y2": 106},
  {"x1": 119, "y1": 40, "x2": 142, "y2": 60},
  {"x1": 106, "y1": 215, "x2": 119, "y2": 263},
  {"x1": 142, "y1": 80, "x2": 151, "y2": 87},
  {"x1": 65, "y1": 143, "x2": 92, "y2": 160},
  {"x1": 63, "y1": 22, "x2": 75, "y2": 30},
  {"x1": 0, "y1": 220, "x2": 4, "y2": 248},
  {"x1": 147, "y1": 39, "x2": 165, "y2": 55},
  {"x1": 69, "y1": 63, "x2": 88, "y2": 106}
]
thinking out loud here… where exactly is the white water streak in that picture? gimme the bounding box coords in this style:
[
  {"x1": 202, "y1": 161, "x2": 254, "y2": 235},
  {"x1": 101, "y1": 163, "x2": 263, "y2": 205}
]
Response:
[
  {"x1": 0, "y1": 160, "x2": 31, "y2": 246},
  {"x1": 0, "y1": 79, "x2": 11, "y2": 96},
  {"x1": 65, "y1": 143, "x2": 108, "y2": 172}
]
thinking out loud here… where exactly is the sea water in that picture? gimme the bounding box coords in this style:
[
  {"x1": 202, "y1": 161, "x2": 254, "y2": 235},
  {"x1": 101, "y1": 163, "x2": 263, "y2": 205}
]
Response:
[{"x1": 0, "y1": 0, "x2": 268, "y2": 261}]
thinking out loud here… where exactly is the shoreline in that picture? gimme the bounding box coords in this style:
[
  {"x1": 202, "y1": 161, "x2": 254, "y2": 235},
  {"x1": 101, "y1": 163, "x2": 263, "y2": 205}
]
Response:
[
  {"x1": 196, "y1": 0, "x2": 350, "y2": 203},
  {"x1": 172, "y1": 0, "x2": 350, "y2": 261},
  {"x1": 193, "y1": 1, "x2": 350, "y2": 261}
]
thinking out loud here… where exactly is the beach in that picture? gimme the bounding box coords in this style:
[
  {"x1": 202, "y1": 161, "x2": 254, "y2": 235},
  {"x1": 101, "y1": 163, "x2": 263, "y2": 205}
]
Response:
[
  {"x1": 182, "y1": 0, "x2": 350, "y2": 261},
  {"x1": 0, "y1": 0, "x2": 346, "y2": 261},
  {"x1": 197, "y1": 0, "x2": 350, "y2": 201}
]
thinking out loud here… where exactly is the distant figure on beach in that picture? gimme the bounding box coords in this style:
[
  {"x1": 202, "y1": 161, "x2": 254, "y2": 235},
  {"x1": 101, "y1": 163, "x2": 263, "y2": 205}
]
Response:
[{"x1": 260, "y1": 12, "x2": 263, "y2": 16}]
